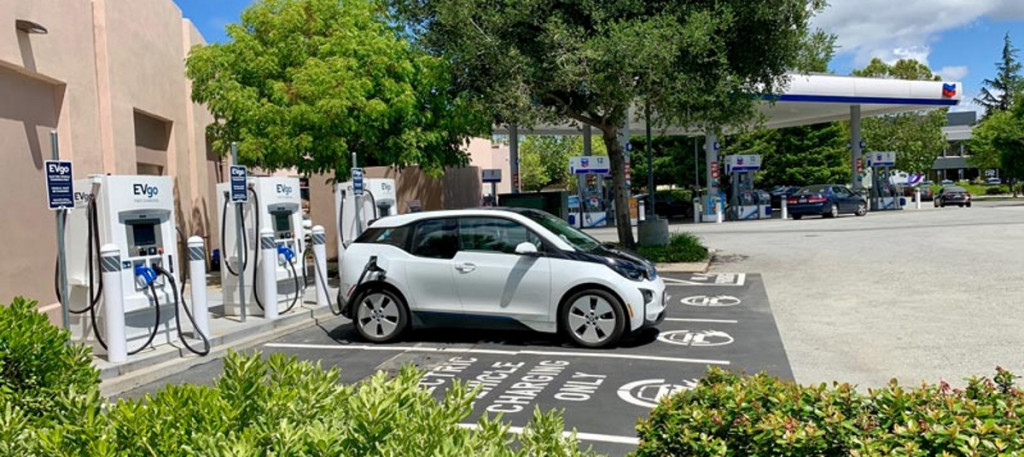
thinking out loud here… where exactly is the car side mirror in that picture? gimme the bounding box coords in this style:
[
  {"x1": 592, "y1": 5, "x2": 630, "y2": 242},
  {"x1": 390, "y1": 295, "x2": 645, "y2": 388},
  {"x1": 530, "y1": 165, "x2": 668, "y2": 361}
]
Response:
[{"x1": 515, "y1": 242, "x2": 539, "y2": 256}]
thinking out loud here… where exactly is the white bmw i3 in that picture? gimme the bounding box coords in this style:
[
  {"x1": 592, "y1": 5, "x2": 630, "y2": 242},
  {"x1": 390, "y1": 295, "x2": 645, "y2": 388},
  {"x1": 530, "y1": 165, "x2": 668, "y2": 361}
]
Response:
[{"x1": 337, "y1": 208, "x2": 667, "y2": 348}]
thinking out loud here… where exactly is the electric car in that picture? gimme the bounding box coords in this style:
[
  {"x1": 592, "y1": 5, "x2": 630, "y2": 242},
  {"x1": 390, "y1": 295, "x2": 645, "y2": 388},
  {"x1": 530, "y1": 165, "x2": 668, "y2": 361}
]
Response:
[{"x1": 337, "y1": 208, "x2": 667, "y2": 348}]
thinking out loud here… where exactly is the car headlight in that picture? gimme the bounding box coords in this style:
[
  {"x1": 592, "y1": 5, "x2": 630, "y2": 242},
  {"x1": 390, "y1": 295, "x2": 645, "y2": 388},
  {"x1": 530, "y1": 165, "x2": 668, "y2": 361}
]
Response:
[{"x1": 609, "y1": 263, "x2": 644, "y2": 281}]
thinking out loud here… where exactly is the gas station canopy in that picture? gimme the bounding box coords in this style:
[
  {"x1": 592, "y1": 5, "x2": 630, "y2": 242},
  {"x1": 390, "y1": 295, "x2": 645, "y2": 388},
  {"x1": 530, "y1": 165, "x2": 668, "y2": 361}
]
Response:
[{"x1": 492, "y1": 73, "x2": 963, "y2": 135}]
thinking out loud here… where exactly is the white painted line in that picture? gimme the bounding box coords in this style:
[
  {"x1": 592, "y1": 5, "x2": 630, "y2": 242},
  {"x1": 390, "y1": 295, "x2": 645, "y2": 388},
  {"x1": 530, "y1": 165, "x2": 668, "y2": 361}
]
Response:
[
  {"x1": 264, "y1": 343, "x2": 730, "y2": 366},
  {"x1": 664, "y1": 318, "x2": 738, "y2": 324},
  {"x1": 457, "y1": 423, "x2": 639, "y2": 445}
]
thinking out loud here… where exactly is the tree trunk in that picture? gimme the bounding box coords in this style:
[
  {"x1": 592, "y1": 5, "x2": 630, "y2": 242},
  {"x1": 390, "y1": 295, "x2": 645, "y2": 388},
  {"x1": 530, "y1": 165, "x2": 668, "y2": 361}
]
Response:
[{"x1": 600, "y1": 127, "x2": 636, "y2": 249}]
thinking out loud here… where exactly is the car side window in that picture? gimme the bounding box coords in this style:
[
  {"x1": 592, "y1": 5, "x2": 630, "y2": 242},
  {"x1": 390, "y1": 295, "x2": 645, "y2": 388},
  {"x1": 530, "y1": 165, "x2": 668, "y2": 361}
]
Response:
[
  {"x1": 410, "y1": 219, "x2": 458, "y2": 259},
  {"x1": 458, "y1": 217, "x2": 542, "y2": 254}
]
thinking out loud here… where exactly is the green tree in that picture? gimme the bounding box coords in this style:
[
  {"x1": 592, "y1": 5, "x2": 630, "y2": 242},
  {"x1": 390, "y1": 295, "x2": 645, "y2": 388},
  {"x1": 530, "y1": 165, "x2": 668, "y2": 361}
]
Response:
[
  {"x1": 977, "y1": 33, "x2": 1023, "y2": 116},
  {"x1": 721, "y1": 124, "x2": 848, "y2": 188},
  {"x1": 968, "y1": 110, "x2": 1011, "y2": 173},
  {"x1": 393, "y1": 0, "x2": 826, "y2": 247},
  {"x1": 852, "y1": 59, "x2": 947, "y2": 174},
  {"x1": 519, "y1": 145, "x2": 549, "y2": 192},
  {"x1": 186, "y1": 0, "x2": 489, "y2": 179}
]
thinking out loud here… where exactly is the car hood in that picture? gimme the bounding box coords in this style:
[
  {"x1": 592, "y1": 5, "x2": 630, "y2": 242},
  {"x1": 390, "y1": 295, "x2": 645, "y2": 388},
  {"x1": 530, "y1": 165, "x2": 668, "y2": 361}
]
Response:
[{"x1": 565, "y1": 244, "x2": 657, "y2": 275}]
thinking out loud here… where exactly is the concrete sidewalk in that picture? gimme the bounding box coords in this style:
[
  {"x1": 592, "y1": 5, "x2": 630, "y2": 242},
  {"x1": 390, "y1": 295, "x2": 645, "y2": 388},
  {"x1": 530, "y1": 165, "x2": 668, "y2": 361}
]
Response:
[{"x1": 95, "y1": 281, "x2": 344, "y2": 397}]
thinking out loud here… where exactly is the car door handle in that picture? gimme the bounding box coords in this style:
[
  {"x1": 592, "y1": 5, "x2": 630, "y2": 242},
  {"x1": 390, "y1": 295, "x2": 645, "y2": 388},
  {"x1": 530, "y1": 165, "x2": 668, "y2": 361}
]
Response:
[{"x1": 455, "y1": 262, "x2": 476, "y2": 273}]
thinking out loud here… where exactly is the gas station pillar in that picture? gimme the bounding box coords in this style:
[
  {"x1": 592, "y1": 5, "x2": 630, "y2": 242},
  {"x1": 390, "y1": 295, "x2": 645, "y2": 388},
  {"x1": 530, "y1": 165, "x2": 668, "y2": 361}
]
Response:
[
  {"x1": 704, "y1": 133, "x2": 720, "y2": 202},
  {"x1": 850, "y1": 105, "x2": 863, "y2": 190}
]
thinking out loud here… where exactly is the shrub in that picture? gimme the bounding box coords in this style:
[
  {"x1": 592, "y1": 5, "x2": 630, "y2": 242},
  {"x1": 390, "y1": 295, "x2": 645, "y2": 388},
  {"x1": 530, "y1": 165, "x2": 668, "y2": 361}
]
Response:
[
  {"x1": 0, "y1": 297, "x2": 99, "y2": 424},
  {"x1": 637, "y1": 232, "x2": 708, "y2": 263},
  {"x1": 632, "y1": 367, "x2": 1024, "y2": 457},
  {"x1": 986, "y1": 185, "x2": 1009, "y2": 195}
]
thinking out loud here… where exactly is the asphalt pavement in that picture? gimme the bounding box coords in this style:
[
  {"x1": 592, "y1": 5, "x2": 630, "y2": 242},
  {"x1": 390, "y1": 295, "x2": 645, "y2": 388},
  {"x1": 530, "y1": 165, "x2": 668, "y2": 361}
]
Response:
[
  {"x1": 119, "y1": 272, "x2": 790, "y2": 457},
  {"x1": 592, "y1": 200, "x2": 1024, "y2": 389}
]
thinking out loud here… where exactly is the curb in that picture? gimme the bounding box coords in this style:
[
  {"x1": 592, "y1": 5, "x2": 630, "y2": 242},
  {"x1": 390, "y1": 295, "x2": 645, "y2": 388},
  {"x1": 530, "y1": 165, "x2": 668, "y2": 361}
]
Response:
[{"x1": 99, "y1": 307, "x2": 344, "y2": 397}]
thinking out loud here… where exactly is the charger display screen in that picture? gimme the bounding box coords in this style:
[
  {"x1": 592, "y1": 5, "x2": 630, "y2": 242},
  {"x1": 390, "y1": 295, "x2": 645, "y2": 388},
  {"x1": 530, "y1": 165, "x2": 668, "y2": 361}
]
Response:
[{"x1": 133, "y1": 224, "x2": 157, "y2": 247}]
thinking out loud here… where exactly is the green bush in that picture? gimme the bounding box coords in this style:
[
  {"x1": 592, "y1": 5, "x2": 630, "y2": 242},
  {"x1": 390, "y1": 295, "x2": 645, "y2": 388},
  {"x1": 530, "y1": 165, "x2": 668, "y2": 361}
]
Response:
[
  {"x1": 0, "y1": 297, "x2": 99, "y2": 424},
  {"x1": 637, "y1": 232, "x2": 708, "y2": 263},
  {"x1": 632, "y1": 367, "x2": 1024, "y2": 457},
  {"x1": 986, "y1": 185, "x2": 1009, "y2": 195},
  {"x1": 0, "y1": 298, "x2": 597, "y2": 457},
  {"x1": 14, "y1": 352, "x2": 598, "y2": 456}
]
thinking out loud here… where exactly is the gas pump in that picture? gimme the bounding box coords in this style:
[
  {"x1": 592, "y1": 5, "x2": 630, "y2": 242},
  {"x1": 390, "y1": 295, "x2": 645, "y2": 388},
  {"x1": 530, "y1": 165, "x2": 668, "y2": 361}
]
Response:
[
  {"x1": 755, "y1": 189, "x2": 773, "y2": 219},
  {"x1": 217, "y1": 176, "x2": 305, "y2": 317},
  {"x1": 63, "y1": 175, "x2": 209, "y2": 357},
  {"x1": 724, "y1": 155, "x2": 763, "y2": 221},
  {"x1": 335, "y1": 178, "x2": 397, "y2": 255},
  {"x1": 867, "y1": 152, "x2": 900, "y2": 211},
  {"x1": 568, "y1": 156, "x2": 608, "y2": 228}
]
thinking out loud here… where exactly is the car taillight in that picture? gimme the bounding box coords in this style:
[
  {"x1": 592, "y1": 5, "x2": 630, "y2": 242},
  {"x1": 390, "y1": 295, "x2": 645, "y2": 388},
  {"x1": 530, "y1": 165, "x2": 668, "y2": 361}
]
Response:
[
  {"x1": 807, "y1": 195, "x2": 827, "y2": 203},
  {"x1": 787, "y1": 198, "x2": 799, "y2": 205}
]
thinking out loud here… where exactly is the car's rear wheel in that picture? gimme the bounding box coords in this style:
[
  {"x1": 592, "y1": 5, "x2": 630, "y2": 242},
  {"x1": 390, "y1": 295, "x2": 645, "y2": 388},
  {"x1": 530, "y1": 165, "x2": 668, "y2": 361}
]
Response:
[
  {"x1": 825, "y1": 203, "x2": 839, "y2": 218},
  {"x1": 354, "y1": 288, "x2": 409, "y2": 343},
  {"x1": 561, "y1": 289, "x2": 626, "y2": 348},
  {"x1": 792, "y1": 214, "x2": 803, "y2": 220},
  {"x1": 855, "y1": 202, "x2": 867, "y2": 216},
  {"x1": 967, "y1": 202, "x2": 972, "y2": 208},
  {"x1": 939, "y1": 200, "x2": 945, "y2": 208}
]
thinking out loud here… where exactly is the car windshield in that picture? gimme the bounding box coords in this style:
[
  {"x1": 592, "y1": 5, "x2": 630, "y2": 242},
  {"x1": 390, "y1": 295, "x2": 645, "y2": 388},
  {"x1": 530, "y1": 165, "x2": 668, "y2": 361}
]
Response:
[
  {"x1": 520, "y1": 210, "x2": 601, "y2": 252},
  {"x1": 794, "y1": 185, "x2": 829, "y2": 195}
]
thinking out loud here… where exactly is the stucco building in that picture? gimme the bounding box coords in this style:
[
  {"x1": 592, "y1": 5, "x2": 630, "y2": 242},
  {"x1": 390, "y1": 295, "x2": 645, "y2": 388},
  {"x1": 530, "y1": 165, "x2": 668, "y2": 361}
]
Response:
[{"x1": 1, "y1": 0, "x2": 216, "y2": 318}]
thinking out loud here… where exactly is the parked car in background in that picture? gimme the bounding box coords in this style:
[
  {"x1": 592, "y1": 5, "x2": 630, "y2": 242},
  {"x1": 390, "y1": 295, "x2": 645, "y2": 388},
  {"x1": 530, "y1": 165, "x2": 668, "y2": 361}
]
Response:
[
  {"x1": 787, "y1": 185, "x2": 868, "y2": 219},
  {"x1": 934, "y1": 186, "x2": 972, "y2": 208},
  {"x1": 650, "y1": 192, "x2": 693, "y2": 219},
  {"x1": 770, "y1": 186, "x2": 801, "y2": 208},
  {"x1": 902, "y1": 184, "x2": 934, "y2": 201},
  {"x1": 985, "y1": 177, "x2": 1002, "y2": 186},
  {"x1": 940, "y1": 179, "x2": 954, "y2": 185}
]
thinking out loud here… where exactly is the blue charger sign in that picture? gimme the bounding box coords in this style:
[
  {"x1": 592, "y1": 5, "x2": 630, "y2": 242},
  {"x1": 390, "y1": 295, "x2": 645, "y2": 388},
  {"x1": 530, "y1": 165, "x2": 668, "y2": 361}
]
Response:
[
  {"x1": 230, "y1": 165, "x2": 248, "y2": 202},
  {"x1": 45, "y1": 160, "x2": 75, "y2": 210},
  {"x1": 352, "y1": 167, "x2": 364, "y2": 197}
]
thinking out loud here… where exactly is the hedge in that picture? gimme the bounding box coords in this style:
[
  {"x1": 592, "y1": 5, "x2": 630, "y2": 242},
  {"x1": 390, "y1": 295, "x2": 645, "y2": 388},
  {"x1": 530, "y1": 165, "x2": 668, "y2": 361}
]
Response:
[
  {"x1": 633, "y1": 367, "x2": 1024, "y2": 456},
  {"x1": 0, "y1": 296, "x2": 598, "y2": 457}
]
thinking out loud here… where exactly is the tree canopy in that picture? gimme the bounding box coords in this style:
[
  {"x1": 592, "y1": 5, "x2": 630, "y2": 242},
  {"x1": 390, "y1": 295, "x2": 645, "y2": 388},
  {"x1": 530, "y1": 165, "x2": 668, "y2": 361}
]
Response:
[
  {"x1": 392, "y1": 0, "x2": 826, "y2": 246},
  {"x1": 186, "y1": 0, "x2": 489, "y2": 178},
  {"x1": 853, "y1": 59, "x2": 947, "y2": 174},
  {"x1": 976, "y1": 33, "x2": 1023, "y2": 116}
]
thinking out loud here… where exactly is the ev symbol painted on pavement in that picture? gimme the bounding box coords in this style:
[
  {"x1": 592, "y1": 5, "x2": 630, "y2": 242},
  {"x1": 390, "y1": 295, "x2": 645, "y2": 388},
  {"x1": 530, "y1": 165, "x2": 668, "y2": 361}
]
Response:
[
  {"x1": 617, "y1": 379, "x2": 700, "y2": 408},
  {"x1": 658, "y1": 329, "x2": 734, "y2": 347},
  {"x1": 679, "y1": 295, "x2": 742, "y2": 307}
]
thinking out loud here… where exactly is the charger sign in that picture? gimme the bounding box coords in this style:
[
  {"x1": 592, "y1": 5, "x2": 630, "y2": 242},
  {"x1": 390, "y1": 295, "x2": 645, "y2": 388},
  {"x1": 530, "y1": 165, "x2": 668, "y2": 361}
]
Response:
[
  {"x1": 230, "y1": 165, "x2": 248, "y2": 202},
  {"x1": 45, "y1": 160, "x2": 74, "y2": 210}
]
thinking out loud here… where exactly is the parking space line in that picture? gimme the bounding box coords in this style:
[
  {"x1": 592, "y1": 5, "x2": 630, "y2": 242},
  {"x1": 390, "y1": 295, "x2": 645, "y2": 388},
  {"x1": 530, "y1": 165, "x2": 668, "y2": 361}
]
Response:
[
  {"x1": 458, "y1": 423, "x2": 639, "y2": 445},
  {"x1": 663, "y1": 318, "x2": 738, "y2": 324},
  {"x1": 264, "y1": 343, "x2": 730, "y2": 365}
]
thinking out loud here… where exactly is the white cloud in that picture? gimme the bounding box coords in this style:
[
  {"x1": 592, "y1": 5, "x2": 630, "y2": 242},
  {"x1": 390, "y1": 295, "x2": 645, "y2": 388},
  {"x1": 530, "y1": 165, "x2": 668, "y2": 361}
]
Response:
[
  {"x1": 812, "y1": 0, "x2": 1024, "y2": 67},
  {"x1": 937, "y1": 65, "x2": 969, "y2": 81}
]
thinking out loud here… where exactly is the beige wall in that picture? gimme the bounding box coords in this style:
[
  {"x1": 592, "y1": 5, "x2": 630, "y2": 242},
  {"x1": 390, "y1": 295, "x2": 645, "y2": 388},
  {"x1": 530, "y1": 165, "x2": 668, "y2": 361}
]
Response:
[
  {"x1": 0, "y1": 0, "x2": 213, "y2": 317},
  {"x1": 466, "y1": 138, "x2": 511, "y2": 197}
]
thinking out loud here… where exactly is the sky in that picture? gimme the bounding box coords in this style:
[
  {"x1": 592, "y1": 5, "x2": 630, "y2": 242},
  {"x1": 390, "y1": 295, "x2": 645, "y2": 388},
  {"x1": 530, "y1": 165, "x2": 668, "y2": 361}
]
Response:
[{"x1": 175, "y1": 0, "x2": 1024, "y2": 114}]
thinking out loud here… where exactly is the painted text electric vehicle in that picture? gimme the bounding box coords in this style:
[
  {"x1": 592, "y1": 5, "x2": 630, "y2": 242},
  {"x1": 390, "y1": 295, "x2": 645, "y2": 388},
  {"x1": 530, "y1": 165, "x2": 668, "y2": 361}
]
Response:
[{"x1": 337, "y1": 208, "x2": 667, "y2": 348}]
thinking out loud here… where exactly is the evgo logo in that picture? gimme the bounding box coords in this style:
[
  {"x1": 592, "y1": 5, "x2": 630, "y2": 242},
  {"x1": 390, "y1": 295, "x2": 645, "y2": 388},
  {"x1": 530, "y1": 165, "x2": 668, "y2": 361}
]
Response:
[{"x1": 133, "y1": 184, "x2": 159, "y2": 198}]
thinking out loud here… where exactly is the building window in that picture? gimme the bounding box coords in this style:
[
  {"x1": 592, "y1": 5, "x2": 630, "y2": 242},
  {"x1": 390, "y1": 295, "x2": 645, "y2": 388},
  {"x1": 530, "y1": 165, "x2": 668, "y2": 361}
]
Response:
[{"x1": 133, "y1": 110, "x2": 171, "y2": 175}]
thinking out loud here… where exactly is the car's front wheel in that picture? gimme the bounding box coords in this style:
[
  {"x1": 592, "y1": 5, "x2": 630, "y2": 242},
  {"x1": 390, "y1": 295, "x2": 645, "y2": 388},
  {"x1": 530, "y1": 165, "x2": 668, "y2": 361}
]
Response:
[
  {"x1": 792, "y1": 214, "x2": 803, "y2": 220},
  {"x1": 353, "y1": 287, "x2": 409, "y2": 343},
  {"x1": 561, "y1": 289, "x2": 626, "y2": 348}
]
